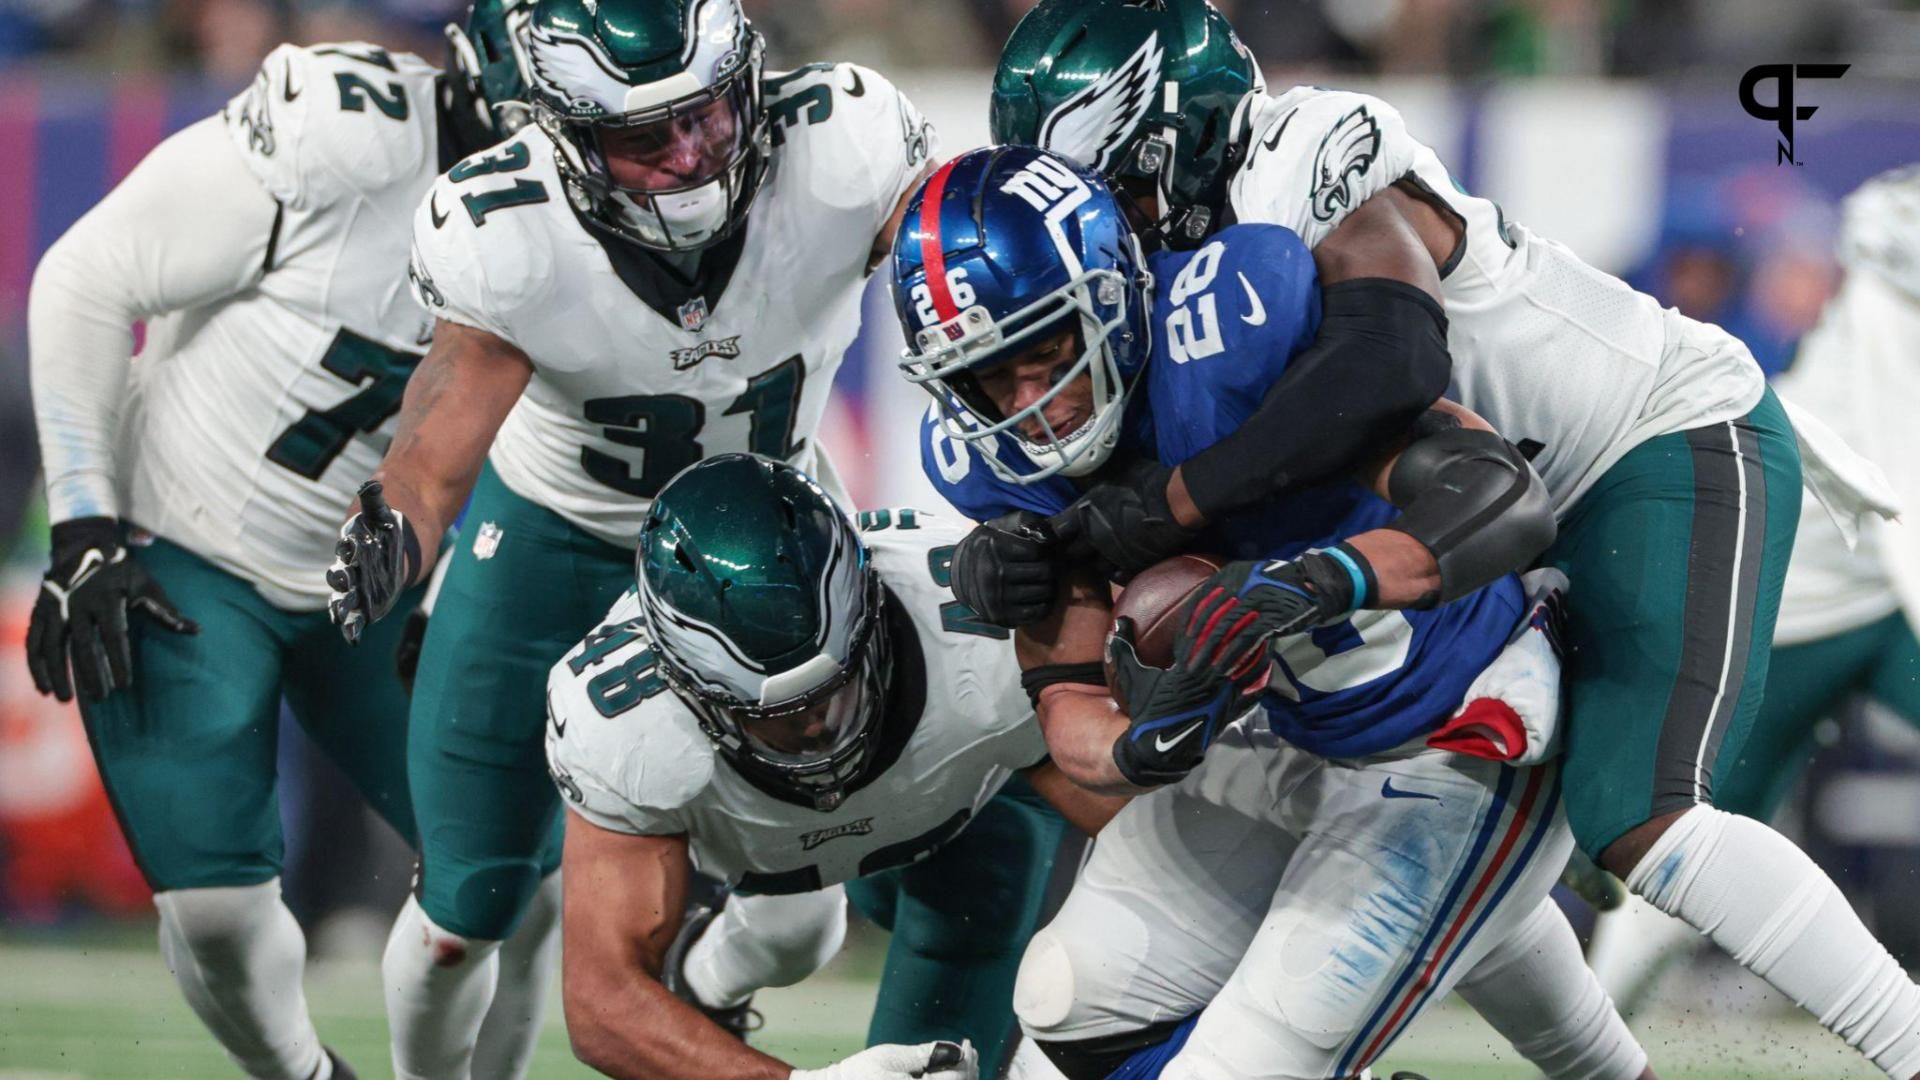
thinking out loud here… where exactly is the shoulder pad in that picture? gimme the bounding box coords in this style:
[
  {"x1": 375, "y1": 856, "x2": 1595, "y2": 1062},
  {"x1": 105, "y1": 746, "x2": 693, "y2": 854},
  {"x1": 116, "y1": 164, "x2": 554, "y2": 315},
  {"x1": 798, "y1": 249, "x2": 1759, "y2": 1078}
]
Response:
[
  {"x1": 1230, "y1": 88, "x2": 1420, "y2": 249},
  {"x1": 224, "y1": 43, "x2": 439, "y2": 211},
  {"x1": 764, "y1": 62, "x2": 937, "y2": 240},
  {"x1": 544, "y1": 592, "x2": 716, "y2": 834},
  {"x1": 408, "y1": 130, "x2": 561, "y2": 342}
]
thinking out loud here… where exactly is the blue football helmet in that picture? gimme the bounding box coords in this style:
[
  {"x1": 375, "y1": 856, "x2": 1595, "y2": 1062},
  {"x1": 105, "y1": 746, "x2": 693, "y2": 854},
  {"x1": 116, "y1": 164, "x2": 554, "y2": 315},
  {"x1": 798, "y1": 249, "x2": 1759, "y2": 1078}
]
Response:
[{"x1": 891, "y1": 146, "x2": 1153, "y2": 484}]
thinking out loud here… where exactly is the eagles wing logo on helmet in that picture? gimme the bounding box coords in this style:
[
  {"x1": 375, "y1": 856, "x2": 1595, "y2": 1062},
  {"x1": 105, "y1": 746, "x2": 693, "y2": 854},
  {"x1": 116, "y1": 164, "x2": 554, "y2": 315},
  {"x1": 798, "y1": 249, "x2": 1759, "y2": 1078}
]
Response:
[
  {"x1": 1309, "y1": 105, "x2": 1382, "y2": 223},
  {"x1": 1037, "y1": 32, "x2": 1165, "y2": 175},
  {"x1": 528, "y1": 24, "x2": 632, "y2": 117}
]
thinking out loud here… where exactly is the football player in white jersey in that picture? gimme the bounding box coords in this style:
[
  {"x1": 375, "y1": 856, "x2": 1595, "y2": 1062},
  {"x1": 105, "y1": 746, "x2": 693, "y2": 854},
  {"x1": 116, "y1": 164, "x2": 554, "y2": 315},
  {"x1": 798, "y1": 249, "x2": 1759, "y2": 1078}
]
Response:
[
  {"x1": 1588, "y1": 166, "x2": 1920, "y2": 1016},
  {"x1": 320, "y1": 1, "x2": 940, "y2": 1074},
  {"x1": 971, "y1": 5, "x2": 1920, "y2": 1076},
  {"x1": 23, "y1": 5, "x2": 536, "y2": 1076},
  {"x1": 545, "y1": 454, "x2": 1117, "y2": 1079}
]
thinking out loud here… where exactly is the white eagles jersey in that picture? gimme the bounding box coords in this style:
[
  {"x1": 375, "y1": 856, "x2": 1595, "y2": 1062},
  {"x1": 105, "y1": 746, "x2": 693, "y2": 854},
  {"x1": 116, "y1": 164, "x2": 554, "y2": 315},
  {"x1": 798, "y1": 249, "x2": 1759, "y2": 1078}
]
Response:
[
  {"x1": 1230, "y1": 87, "x2": 1767, "y2": 515},
  {"x1": 543, "y1": 511, "x2": 1047, "y2": 893},
  {"x1": 410, "y1": 63, "x2": 934, "y2": 548},
  {"x1": 136, "y1": 43, "x2": 439, "y2": 610}
]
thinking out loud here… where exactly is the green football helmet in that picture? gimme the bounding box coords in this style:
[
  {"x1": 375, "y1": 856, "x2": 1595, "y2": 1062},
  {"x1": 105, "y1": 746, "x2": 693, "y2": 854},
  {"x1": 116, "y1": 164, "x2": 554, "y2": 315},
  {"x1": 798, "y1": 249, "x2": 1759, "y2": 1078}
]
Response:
[
  {"x1": 444, "y1": 0, "x2": 537, "y2": 154},
  {"x1": 635, "y1": 454, "x2": 888, "y2": 812},
  {"x1": 991, "y1": 0, "x2": 1263, "y2": 249},
  {"x1": 523, "y1": 0, "x2": 769, "y2": 252}
]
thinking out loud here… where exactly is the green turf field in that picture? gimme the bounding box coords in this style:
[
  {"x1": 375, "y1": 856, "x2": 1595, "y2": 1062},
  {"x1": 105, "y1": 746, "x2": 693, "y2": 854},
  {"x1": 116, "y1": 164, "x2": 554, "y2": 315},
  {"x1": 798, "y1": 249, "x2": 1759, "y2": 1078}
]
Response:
[{"x1": 0, "y1": 923, "x2": 1884, "y2": 1079}]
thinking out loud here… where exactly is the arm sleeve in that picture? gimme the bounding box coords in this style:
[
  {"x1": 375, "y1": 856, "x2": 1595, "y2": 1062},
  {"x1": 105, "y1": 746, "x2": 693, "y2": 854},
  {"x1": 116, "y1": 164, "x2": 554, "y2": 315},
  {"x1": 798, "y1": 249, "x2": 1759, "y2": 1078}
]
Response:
[
  {"x1": 1179, "y1": 278, "x2": 1451, "y2": 520},
  {"x1": 28, "y1": 116, "x2": 279, "y2": 522}
]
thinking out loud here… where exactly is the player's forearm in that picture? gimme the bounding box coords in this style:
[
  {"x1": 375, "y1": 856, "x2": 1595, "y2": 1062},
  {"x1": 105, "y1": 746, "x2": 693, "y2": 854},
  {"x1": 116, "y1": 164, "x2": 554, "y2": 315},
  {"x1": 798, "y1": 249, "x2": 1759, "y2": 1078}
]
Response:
[
  {"x1": 1175, "y1": 278, "x2": 1450, "y2": 522},
  {"x1": 368, "y1": 320, "x2": 532, "y2": 577},
  {"x1": 1343, "y1": 530, "x2": 1443, "y2": 608},
  {"x1": 29, "y1": 246, "x2": 135, "y2": 523},
  {"x1": 564, "y1": 965, "x2": 791, "y2": 1080},
  {"x1": 1037, "y1": 686, "x2": 1152, "y2": 797},
  {"x1": 1022, "y1": 759, "x2": 1130, "y2": 835}
]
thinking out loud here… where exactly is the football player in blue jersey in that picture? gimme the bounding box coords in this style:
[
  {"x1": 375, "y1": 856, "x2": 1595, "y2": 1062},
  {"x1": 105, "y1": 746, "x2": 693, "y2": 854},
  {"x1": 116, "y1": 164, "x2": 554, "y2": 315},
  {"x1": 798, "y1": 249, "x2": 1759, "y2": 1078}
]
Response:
[{"x1": 891, "y1": 147, "x2": 1653, "y2": 1080}]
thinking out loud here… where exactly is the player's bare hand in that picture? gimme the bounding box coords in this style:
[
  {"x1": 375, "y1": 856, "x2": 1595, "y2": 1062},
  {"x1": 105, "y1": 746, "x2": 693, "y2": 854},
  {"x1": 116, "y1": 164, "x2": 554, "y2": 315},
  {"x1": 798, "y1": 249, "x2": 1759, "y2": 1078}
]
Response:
[
  {"x1": 327, "y1": 480, "x2": 420, "y2": 645},
  {"x1": 27, "y1": 517, "x2": 199, "y2": 704},
  {"x1": 789, "y1": 1040, "x2": 978, "y2": 1080}
]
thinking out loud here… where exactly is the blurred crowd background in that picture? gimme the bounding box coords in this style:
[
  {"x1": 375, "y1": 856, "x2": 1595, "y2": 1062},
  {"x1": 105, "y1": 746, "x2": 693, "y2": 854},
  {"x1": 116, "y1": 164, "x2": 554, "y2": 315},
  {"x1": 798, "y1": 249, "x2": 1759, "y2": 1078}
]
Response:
[
  {"x1": 2, "y1": 0, "x2": 1919, "y2": 984},
  {"x1": 6, "y1": 0, "x2": 1920, "y2": 79}
]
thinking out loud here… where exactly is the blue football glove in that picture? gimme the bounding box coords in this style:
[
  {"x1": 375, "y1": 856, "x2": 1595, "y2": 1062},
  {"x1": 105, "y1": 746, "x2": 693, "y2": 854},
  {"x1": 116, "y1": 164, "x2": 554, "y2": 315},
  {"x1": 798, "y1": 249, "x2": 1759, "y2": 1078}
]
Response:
[
  {"x1": 1107, "y1": 617, "x2": 1265, "y2": 787},
  {"x1": 1171, "y1": 551, "x2": 1362, "y2": 679}
]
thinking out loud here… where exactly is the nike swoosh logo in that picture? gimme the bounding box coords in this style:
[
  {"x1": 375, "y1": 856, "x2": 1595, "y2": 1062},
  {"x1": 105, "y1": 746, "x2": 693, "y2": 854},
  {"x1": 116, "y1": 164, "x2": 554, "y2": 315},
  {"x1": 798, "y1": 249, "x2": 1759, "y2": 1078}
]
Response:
[
  {"x1": 1381, "y1": 777, "x2": 1441, "y2": 802},
  {"x1": 1261, "y1": 107, "x2": 1299, "y2": 153},
  {"x1": 282, "y1": 61, "x2": 300, "y2": 102},
  {"x1": 1153, "y1": 719, "x2": 1207, "y2": 753},
  {"x1": 843, "y1": 67, "x2": 866, "y2": 97},
  {"x1": 430, "y1": 194, "x2": 449, "y2": 229},
  {"x1": 1237, "y1": 272, "x2": 1267, "y2": 326}
]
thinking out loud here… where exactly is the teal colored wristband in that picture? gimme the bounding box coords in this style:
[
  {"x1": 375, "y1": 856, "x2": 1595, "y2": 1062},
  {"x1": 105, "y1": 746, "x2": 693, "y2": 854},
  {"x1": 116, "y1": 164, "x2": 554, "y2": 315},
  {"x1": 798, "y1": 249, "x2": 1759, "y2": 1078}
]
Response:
[{"x1": 1321, "y1": 545, "x2": 1370, "y2": 610}]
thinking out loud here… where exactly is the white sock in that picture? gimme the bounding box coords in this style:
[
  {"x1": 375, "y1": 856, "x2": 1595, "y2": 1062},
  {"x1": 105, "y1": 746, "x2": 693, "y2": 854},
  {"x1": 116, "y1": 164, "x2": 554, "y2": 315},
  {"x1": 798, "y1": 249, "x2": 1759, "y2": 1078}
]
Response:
[
  {"x1": 1586, "y1": 892, "x2": 1701, "y2": 1018},
  {"x1": 382, "y1": 894, "x2": 500, "y2": 1080},
  {"x1": 154, "y1": 881, "x2": 328, "y2": 1080},
  {"x1": 1455, "y1": 897, "x2": 1649, "y2": 1080},
  {"x1": 472, "y1": 872, "x2": 561, "y2": 1080},
  {"x1": 1629, "y1": 806, "x2": 1920, "y2": 1080},
  {"x1": 682, "y1": 886, "x2": 847, "y2": 1009}
]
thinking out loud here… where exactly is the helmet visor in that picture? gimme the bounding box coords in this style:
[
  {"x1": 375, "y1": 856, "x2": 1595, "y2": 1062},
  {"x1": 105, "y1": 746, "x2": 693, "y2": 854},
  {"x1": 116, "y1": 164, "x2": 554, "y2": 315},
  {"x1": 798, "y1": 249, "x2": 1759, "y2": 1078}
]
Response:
[
  {"x1": 594, "y1": 81, "x2": 751, "y2": 196},
  {"x1": 728, "y1": 668, "x2": 876, "y2": 767}
]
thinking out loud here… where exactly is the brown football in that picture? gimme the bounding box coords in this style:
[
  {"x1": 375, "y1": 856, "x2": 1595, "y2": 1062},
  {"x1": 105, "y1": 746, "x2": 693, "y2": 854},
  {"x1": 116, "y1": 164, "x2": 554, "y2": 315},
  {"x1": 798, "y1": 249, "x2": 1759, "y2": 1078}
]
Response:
[{"x1": 1104, "y1": 553, "x2": 1226, "y2": 706}]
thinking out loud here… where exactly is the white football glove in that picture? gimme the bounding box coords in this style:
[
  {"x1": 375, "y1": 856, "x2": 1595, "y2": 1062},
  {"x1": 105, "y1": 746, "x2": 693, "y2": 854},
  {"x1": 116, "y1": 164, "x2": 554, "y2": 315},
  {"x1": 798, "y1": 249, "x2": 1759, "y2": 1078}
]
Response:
[{"x1": 790, "y1": 1040, "x2": 977, "y2": 1080}]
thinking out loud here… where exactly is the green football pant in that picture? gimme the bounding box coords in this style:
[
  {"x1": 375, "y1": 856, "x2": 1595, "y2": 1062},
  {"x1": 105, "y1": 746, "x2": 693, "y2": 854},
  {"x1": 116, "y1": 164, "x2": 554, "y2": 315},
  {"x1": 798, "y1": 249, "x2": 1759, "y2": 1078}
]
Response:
[
  {"x1": 1547, "y1": 389, "x2": 1802, "y2": 859},
  {"x1": 1721, "y1": 612, "x2": 1920, "y2": 819},
  {"x1": 407, "y1": 463, "x2": 633, "y2": 940},
  {"x1": 845, "y1": 777, "x2": 1067, "y2": 1077},
  {"x1": 80, "y1": 535, "x2": 419, "y2": 891}
]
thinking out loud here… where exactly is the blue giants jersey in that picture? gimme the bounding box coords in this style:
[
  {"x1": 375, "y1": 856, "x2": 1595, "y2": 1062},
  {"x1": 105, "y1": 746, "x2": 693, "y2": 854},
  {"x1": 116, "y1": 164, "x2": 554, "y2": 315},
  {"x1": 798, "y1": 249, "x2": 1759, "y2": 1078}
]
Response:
[{"x1": 921, "y1": 223, "x2": 1524, "y2": 758}]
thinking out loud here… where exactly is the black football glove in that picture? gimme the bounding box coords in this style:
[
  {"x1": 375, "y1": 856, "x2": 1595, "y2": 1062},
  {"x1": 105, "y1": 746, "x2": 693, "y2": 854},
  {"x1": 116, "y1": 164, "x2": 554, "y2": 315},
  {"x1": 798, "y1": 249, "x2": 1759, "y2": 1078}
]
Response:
[
  {"x1": 950, "y1": 511, "x2": 1061, "y2": 629},
  {"x1": 1047, "y1": 459, "x2": 1200, "y2": 583},
  {"x1": 327, "y1": 481, "x2": 421, "y2": 645},
  {"x1": 26, "y1": 517, "x2": 199, "y2": 703},
  {"x1": 1107, "y1": 617, "x2": 1265, "y2": 788},
  {"x1": 1171, "y1": 551, "x2": 1363, "y2": 680}
]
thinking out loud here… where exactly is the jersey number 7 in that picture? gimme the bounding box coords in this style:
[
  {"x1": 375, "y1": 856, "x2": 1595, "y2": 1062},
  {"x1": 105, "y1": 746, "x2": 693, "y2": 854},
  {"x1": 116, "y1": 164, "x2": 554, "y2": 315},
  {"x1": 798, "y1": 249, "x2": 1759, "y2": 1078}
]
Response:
[{"x1": 267, "y1": 328, "x2": 421, "y2": 480}]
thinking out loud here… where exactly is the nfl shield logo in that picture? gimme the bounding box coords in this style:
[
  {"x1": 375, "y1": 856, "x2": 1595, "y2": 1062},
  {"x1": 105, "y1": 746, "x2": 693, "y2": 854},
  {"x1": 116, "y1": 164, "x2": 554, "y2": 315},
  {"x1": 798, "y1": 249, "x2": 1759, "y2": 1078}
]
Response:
[
  {"x1": 678, "y1": 296, "x2": 710, "y2": 332},
  {"x1": 473, "y1": 521, "x2": 503, "y2": 560}
]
